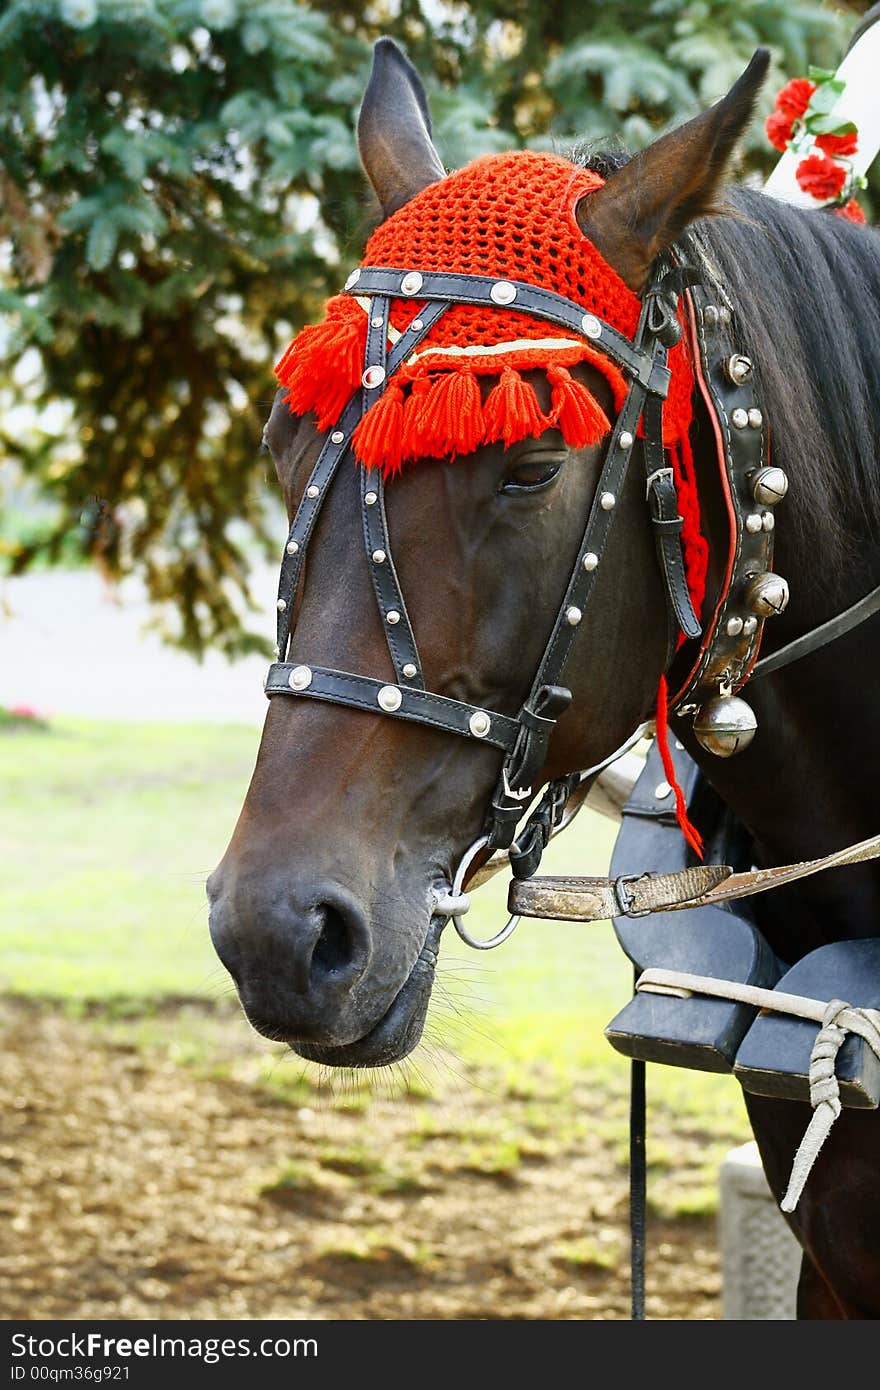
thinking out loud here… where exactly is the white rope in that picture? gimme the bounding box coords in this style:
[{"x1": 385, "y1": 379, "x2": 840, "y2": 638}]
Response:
[{"x1": 636, "y1": 968, "x2": 880, "y2": 1211}]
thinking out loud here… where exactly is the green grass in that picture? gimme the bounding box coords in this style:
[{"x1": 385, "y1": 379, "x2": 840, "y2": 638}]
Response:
[
  {"x1": 0, "y1": 716, "x2": 750, "y2": 1158},
  {"x1": 0, "y1": 718, "x2": 257, "y2": 997}
]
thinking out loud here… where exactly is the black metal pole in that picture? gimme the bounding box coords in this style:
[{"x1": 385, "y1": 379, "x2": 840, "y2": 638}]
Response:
[{"x1": 630, "y1": 1056, "x2": 647, "y2": 1320}]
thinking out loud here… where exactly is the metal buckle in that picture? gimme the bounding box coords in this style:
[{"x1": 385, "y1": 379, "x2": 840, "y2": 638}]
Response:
[
  {"x1": 614, "y1": 872, "x2": 656, "y2": 918},
  {"x1": 502, "y1": 766, "x2": 532, "y2": 802},
  {"x1": 645, "y1": 466, "x2": 673, "y2": 501}
]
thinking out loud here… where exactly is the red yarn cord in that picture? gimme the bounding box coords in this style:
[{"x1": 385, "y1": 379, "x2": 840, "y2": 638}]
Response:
[{"x1": 656, "y1": 674, "x2": 704, "y2": 858}]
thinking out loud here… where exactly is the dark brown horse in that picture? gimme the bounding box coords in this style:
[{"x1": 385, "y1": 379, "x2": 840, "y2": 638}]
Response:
[{"x1": 208, "y1": 40, "x2": 880, "y2": 1316}]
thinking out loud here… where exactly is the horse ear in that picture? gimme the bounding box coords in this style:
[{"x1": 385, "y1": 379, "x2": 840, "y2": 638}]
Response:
[
  {"x1": 577, "y1": 49, "x2": 770, "y2": 292},
  {"x1": 358, "y1": 37, "x2": 446, "y2": 219}
]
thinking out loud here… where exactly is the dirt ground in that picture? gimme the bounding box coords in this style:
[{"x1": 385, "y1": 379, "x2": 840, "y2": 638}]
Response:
[{"x1": 0, "y1": 998, "x2": 729, "y2": 1321}]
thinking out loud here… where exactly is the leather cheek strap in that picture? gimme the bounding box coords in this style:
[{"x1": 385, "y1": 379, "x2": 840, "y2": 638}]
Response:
[{"x1": 487, "y1": 684, "x2": 573, "y2": 851}]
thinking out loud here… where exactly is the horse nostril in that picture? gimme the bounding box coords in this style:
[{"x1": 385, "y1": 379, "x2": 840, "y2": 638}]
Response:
[
  {"x1": 288, "y1": 891, "x2": 371, "y2": 997},
  {"x1": 312, "y1": 905, "x2": 354, "y2": 976}
]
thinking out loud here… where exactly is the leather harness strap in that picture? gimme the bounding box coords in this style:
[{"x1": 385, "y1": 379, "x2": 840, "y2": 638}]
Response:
[
  {"x1": 508, "y1": 828, "x2": 880, "y2": 922},
  {"x1": 751, "y1": 578, "x2": 880, "y2": 679}
]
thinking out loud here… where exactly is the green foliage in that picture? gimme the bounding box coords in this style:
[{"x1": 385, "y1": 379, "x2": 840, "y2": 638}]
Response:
[{"x1": 0, "y1": 0, "x2": 858, "y2": 652}]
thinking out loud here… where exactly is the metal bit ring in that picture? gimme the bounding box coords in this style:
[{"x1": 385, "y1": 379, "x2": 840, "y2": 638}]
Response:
[{"x1": 447, "y1": 835, "x2": 521, "y2": 950}]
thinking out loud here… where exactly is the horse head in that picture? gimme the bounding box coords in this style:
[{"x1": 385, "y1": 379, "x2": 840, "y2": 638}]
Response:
[{"x1": 207, "y1": 39, "x2": 768, "y2": 1066}]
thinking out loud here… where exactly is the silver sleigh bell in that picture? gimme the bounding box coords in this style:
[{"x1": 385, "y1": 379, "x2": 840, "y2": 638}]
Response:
[{"x1": 693, "y1": 694, "x2": 757, "y2": 758}]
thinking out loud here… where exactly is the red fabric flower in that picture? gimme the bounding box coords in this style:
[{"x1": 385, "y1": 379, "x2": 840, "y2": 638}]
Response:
[
  {"x1": 796, "y1": 153, "x2": 847, "y2": 200},
  {"x1": 815, "y1": 130, "x2": 858, "y2": 157},
  {"x1": 834, "y1": 197, "x2": 866, "y2": 224},
  {"x1": 765, "y1": 109, "x2": 794, "y2": 152},
  {"x1": 775, "y1": 78, "x2": 816, "y2": 121}
]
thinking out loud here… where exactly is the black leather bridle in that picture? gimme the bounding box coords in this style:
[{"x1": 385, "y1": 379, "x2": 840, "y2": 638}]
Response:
[{"x1": 265, "y1": 261, "x2": 701, "y2": 880}]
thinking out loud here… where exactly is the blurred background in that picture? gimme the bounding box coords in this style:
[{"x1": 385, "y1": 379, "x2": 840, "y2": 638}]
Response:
[{"x1": 0, "y1": 0, "x2": 871, "y2": 1320}]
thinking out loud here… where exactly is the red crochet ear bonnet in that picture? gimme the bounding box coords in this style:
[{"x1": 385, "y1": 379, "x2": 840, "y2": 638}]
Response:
[{"x1": 275, "y1": 149, "x2": 708, "y2": 850}]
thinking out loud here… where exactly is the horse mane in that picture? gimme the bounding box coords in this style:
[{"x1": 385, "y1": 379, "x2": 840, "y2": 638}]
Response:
[
  {"x1": 692, "y1": 187, "x2": 880, "y2": 582},
  {"x1": 578, "y1": 148, "x2": 880, "y2": 587}
]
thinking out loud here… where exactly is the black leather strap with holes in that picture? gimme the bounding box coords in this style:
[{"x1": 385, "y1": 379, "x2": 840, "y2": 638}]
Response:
[
  {"x1": 642, "y1": 383, "x2": 701, "y2": 646},
  {"x1": 265, "y1": 664, "x2": 519, "y2": 750},
  {"x1": 275, "y1": 300, "x2": 451, "y2": 660},
  {"x1": 532, "y1": 375, "x2": 648, "y2": 698},
  {"x1": 275, "y1": 397, "x2": 359, "y2": 660},
  {"x1": 360, "y1": 295, "x2": 424, "y2": 687}
]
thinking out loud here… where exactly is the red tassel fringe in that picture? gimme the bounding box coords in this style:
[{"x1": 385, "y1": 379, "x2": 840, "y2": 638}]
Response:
[
  {"x1": 400, "y1": 368, "x2": 484, "y2": 460},
  {"x1": 655, "y1": 674, "x2": 703, "y2": 858},
  {"x1": 547, "y1": 364, "x2": 611, "y2": 448},
  {"x1": 483, "y1": 366, "x2": 549, "y2": 445},
  {"x1": 275, "y1": 303, "x2": 366, "y2": 433},
  {"x1": 395, "y1": 375, "x2": 433, "y2": 461},
  {"x1": 352, "y1": 379, "x2": 405, "y2": 471}
]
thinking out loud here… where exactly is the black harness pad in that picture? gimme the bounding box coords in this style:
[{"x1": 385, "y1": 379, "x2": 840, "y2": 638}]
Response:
[
  {"x1": 606, "y1": 741, "x2": 880, "y2": 1109},
  {"x1": 605, "y1": 739, "x2": 782, "y2": 1072},
  {"x1": 734, "y1": 940, "x2": 880, "y2": 1108}
]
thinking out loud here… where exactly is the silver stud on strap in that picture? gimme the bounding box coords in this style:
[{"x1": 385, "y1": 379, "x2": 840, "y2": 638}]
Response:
[
  {"x1": 400, "y1": 271, "x2": 423, "y2": 295},
  {"x1": 581, "y1": 313, "x2": 602, "y2": 339},
  {"x1": 654, "y1": 781, "x2": 672, "y2": 800},
  {"x1": 364, "y1": 491, "x2": 378, "y2": 506},
  {"x1": 411, "y1": 318, "x2": 424, "y2": 331},
  {"x1": 386, "y1": 610, "x2": 400, "y2": 625},
  {"x1": 468, "y1": 710, "x2": 492, "y2": 738},
  {"x1": 490, "y1": 280, "x2": 516, "y2": 305},
  {"x1": 745, "y1": 513, "x2": 763, "y2": 534},
  {"x1": 726, "y1": 616, "x2": 744, "y2": 637},
  {"x1": 377, "y1": 685, "x2": 402, "y2": 712},
  {"x1": 600, "y1": 491, "x2": 616, "y2": 510},
  {"x1": 370, "y1": 315, "x2": 384, "y2": 328},
  {"x1": 331, "y1": 430, "x2": 345, "y2": 444},
  {"x1": 276, "y1": 598, "x2": 287, "y2": 612},
  {"x1": 583, "y1": 552, "x2": 599, "y2": 572},
  {"x1": 307, "y1": 484, "x2": 319, "y2": 499},
  {"x1": 566, "y1": 606, "x2": 582, "y2": 626},
  {"x1": 731, "y1": 408, "x2": 749, "y2": 429},
  {"x1": 371, "y1": 549, "x2": 386, "y2": 564},
  {"x1": 286, "y1": 540, "x2": 299, "y2": 555},
  {"x1": 362, "y1": 364, "x2": 386, "y2": 390},
  {"x1": 288, "y1": 665, "x2": 312, "y2": 691},
  {"x1": 343, "y1": 268, "x2": 361, "y2": 290},
  {"x1": 762, "y1": 512, "x2": 775, "y2": 532},
  {"x1": 748, "y1": 408, "x2": 763, "y2": 429},
  {"x1": 402, "y1": 663, "x2": 418, "y2": 679},
  {"x1": 742, "y1": 616, "x2": 758, "y2": 636},
  {"x1": 618, "y1": 431, "x2": 634, "y2": 450}
]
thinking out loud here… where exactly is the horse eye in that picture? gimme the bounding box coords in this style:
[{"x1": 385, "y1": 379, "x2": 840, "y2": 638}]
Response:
[{"x1": 500, "y1": 454, "x2": 565, "y2": 495}]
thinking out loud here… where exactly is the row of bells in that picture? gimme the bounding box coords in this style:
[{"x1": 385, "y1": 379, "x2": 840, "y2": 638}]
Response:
[{"x1": 692, "y1": 460, "x2": 789, "y2": 758}]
